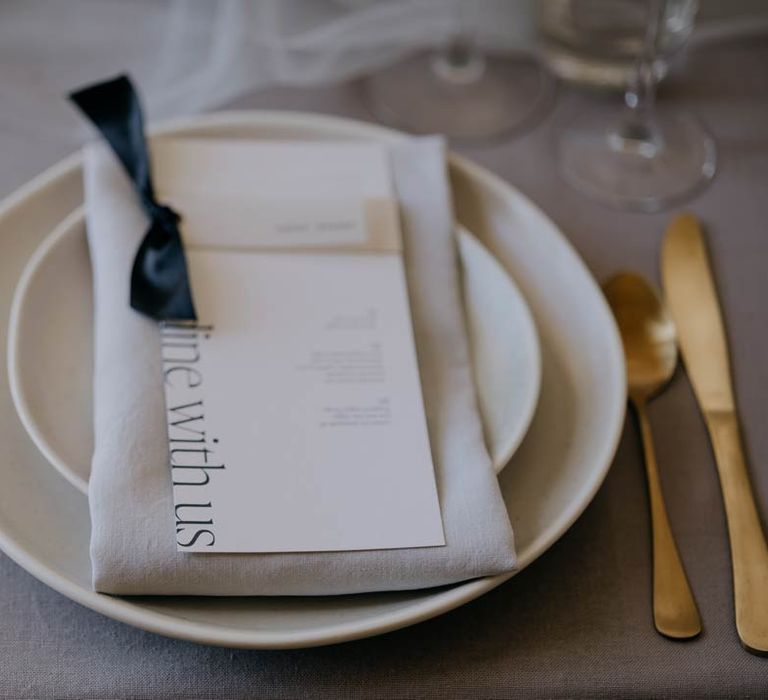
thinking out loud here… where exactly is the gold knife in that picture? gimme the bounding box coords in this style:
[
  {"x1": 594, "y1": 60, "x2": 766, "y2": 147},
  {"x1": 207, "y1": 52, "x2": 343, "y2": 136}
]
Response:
[{"x1": 662, "y1": 213, "x2": 768, "y2": 654}]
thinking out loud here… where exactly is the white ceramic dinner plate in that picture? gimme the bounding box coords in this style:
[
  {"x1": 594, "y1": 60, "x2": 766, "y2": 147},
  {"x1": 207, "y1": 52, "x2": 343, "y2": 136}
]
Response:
[
  {"x1": 0, "y1": 111, "x2": 625, "y2": 649},
  {"x1": 7, "y1": 211, "x2": 541, "y2": 493}
]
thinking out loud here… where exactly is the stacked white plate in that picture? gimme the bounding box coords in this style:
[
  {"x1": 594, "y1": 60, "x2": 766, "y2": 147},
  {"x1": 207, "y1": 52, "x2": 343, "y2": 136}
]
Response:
[{"x1": 0, "y1": 112, "x2": 625, "y2": 649}]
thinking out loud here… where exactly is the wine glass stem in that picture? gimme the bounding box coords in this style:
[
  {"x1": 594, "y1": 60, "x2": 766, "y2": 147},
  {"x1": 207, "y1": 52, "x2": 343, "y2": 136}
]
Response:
[
  {"x1": 431, "y1": 0, "x2": 485, "y2": 85},
  {"x1": 624, "y1": 0, "x2": 667, "y2": 134}
]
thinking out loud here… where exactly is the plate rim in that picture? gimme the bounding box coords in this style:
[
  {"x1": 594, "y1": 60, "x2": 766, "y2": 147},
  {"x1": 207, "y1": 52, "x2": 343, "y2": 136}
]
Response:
[
  {"x1": 6, "y1": 209, "x2": 542, "y2": 494},
  {"x1": 0, "y1": 109, "x2": 626, "y2": 649},
  {"x1": 7, "y1": 209, "x2": 91, "y2": 493}
]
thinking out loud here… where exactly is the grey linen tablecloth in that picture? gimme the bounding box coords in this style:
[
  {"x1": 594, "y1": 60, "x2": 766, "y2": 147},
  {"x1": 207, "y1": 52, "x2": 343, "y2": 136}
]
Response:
[{"x1": 1, "y1": 36, "x2": 767, "y2": 699}]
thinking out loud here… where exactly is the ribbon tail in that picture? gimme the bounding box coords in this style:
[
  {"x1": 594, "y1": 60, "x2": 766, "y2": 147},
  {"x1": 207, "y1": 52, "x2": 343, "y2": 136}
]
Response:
[{"x1": 70, "y1": 74, "x2": 155, "y2": 201}]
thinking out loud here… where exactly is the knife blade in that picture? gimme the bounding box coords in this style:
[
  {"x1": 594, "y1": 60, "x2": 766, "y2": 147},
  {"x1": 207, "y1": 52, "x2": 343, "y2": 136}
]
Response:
[
  {"x1": 662, "y1": 213, "x2": 768, "y2": 655},
  {"x1": 662, "y1": 214, "x2": 734, "y2": 413}
]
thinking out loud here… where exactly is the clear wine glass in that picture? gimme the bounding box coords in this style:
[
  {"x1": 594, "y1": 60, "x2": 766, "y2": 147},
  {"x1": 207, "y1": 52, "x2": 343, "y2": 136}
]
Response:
[
  {"x1": 361, "y1": 2, "x2": 553, "y2": 140},
  {"x1": 556, "y1": 0, "x2": 716, "y2": 211}
]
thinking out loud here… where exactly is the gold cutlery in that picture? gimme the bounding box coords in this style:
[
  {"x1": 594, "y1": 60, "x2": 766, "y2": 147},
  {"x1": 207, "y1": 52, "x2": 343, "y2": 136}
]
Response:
[
  {"x1": 662, "y1": 213, "x2": 768, "y2": 654},
  {"x1": 604, "y1": 272, "x2": 702, "y2": 639}
]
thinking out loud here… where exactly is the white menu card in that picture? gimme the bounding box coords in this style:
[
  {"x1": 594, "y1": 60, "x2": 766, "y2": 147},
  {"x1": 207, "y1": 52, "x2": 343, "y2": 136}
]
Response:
[{"x1": 151, "y1": 139, "x2": 445, "y2": 553}]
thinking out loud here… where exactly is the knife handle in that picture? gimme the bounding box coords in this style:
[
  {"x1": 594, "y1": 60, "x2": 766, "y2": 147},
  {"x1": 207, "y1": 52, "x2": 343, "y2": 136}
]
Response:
[{"x1": 706, "y1": 410, "x2": 768, "y2": 654}]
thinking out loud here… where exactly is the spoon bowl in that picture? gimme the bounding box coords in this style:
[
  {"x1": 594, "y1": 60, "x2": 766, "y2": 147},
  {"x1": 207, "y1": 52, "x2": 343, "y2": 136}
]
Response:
[{"x1": 603, "y1": 272, "x2": 677, "y2": 400}]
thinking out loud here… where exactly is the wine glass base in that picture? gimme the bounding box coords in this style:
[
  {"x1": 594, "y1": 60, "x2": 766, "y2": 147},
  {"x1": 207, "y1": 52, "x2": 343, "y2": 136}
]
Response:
[
  {"x1": 361, "y1": 50, "x2": 553, "y2": 141},
  {"x1": 558, "y1": 104, "x2": 716, "y2": 212}
]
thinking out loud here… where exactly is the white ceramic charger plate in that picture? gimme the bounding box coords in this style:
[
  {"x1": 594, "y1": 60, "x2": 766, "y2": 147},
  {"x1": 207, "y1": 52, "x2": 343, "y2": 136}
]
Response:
[
  {"x1": 0, "y1": 111, "x2": 625, "y2": 649},
  {"x1": 7, "y1": 211, "x2": 541, "y2": 493}
]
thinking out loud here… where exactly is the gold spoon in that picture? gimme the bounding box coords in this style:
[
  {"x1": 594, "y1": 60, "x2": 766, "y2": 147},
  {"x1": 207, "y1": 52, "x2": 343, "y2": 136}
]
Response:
[{"x1": 604, "y1": 272, "x2": 701, "y2": 639}]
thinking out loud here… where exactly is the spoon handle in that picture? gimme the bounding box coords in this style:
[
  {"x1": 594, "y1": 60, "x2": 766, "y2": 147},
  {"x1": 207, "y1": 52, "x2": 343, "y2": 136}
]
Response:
[{"x1": 634, "y1": 400, "x2": 702, "y2": 639}]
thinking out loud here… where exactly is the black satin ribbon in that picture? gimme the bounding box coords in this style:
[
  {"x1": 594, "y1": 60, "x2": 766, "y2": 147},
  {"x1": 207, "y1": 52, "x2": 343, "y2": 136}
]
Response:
[{"x1": 69, "y1": 74, "x2": 197, "y2": 322}]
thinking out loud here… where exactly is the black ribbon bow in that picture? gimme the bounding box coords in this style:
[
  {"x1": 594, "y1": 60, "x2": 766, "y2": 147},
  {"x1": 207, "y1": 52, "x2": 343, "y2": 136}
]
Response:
[{"x1": 70, "y1": 74, "x2": 197, "y2": 322}]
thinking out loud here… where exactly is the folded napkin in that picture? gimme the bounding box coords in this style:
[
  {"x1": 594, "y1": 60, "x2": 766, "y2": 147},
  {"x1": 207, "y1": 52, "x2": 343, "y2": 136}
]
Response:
[{"x1": 86, "y1": 135, "x2": 516, "y2": 595}]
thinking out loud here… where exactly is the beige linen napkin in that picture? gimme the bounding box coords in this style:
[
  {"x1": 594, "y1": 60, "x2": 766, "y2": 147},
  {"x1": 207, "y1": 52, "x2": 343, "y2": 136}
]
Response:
[{"x1": 86, "y1": 135, "x2": 516, "y2": 595}]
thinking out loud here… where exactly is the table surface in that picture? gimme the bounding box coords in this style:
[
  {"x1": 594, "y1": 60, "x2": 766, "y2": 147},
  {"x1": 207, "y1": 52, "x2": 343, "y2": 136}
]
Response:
[{"x1": 1, "y1": 36, "x2": 768, "y2": 700}]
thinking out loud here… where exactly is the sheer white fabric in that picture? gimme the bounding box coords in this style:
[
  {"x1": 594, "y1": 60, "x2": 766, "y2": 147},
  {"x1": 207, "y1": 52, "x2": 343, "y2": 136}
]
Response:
[
  {"x1": 0, "y1": 1, "x2": 533, "y2": 131},
  {"x1": 0, "y1": 0, "x2": 764, "y2": 154}
]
